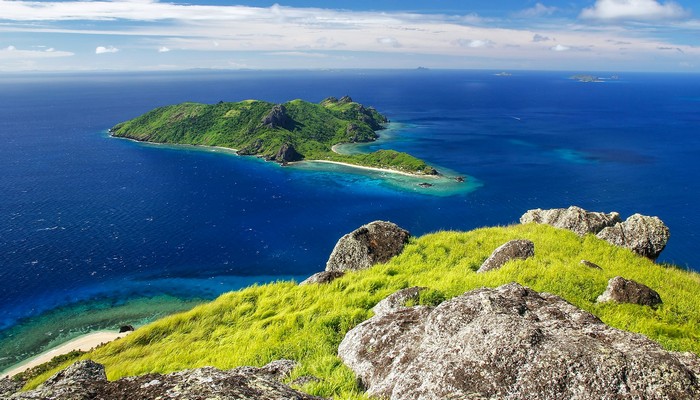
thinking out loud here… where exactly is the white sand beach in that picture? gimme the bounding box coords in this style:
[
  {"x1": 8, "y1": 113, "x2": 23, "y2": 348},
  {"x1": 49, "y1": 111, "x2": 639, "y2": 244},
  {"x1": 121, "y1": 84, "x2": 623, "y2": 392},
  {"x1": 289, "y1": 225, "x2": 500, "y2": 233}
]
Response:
[{"x1": 3, "y1": 331, "x2": 131, "y2": 378}]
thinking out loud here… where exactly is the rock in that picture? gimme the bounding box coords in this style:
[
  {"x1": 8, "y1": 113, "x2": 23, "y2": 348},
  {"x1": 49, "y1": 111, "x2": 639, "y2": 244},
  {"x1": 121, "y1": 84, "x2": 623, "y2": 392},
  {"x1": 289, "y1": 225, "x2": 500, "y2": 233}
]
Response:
[
  {"x1": 261, "y1": 104, "x2": 292, "y2": 129},
  {"x1": 580, "y1": 259, "x2": 603, "y2": 270},
  {"x1": 271, "y1": 143, "x2": 302, "y2": 163},
  {"x1": 325, "y1": 221, "x2": 410, "y2": 272},
  {"x1": 372, "y1": 287, "x2": 427, "y2": 317},
  {"x1": 119, "y1": 325, "x2": 135, "y2": 333},
  {"x1": 597, "y1": 276, "x2": 663, "y2": 307},
  {"x1": 292, "y1": 375, "x2": 321, "y2": 386},
  {"x1": 300, "y1": 271, "x2": 345, "y2": 285},
  {"x1": 477, "y1": 239, "x2": 534, "y2": 273},
  {"x1": 417, "y1": 182, "x2": 433, "y2": 188},
  {"x1": 454, "y1": 176, "x2": 465, "y2": 182},
  {"x1": 338, "y1": 283, "x2": 700, "y2": 400},
  {"x1": 520, "y1": 206, "x2": 621, "y2": 236},
  {"x1": 236, "y1": 139, "x2": 263, "y2": 156},
  {"x1": 11, "y1": 360, "x2": 325, "y2": 400},
  {"x1": 10, "y1": 360, "x2": 107, "y2": 400},
  {"x1": 338, "y1": 95, "x2": 353, "y2": 104},
  {"x1": 596, "y1": 214, "x2": 671, "y2": 260},
  {"x1": 259, "y1": 359, "x2": 298, "y2": 380},
  {"x1": 1, "y1": 377, "x2": 24, "y2": 398}
]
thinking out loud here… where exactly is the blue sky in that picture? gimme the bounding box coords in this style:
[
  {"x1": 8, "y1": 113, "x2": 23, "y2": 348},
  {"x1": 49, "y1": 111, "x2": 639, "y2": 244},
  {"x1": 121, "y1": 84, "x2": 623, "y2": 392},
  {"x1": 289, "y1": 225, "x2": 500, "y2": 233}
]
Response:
[{"x1": 0, "y1": 0, "x2": 698, "y2": 72}]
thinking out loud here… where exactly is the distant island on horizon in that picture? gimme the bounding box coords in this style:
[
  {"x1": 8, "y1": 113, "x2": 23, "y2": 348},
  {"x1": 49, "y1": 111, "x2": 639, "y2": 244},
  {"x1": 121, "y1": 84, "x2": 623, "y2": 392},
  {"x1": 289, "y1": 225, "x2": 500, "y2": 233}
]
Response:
[{"x1": 110, "y1": 96, "x2": 447, "y2": 179}]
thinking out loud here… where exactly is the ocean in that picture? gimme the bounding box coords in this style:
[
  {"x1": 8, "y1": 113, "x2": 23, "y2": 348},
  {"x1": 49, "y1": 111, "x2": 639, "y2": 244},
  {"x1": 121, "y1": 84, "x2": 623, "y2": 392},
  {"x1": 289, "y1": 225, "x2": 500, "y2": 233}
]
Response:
[{"x1": 1, "y1": 70, "x2": 698, "y2": 371}]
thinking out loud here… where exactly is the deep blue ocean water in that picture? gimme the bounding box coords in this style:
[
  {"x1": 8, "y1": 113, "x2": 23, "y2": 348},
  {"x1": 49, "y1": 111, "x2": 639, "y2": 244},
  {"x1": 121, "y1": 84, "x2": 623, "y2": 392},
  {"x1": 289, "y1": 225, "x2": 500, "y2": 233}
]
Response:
[{"x1": 1, "y1": 70, "x2": 699, "y2": 370}]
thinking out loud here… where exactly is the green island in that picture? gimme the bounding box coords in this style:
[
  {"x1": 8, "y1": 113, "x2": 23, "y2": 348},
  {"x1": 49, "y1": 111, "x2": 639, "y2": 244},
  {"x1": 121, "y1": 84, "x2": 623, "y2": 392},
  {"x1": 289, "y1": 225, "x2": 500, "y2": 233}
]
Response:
[
  {"x1": 12, "y1": 222, "x2": 700, "y2": 398},
  {"x1": 110, "y1": 96, "x2": 440, "y2": 177}
]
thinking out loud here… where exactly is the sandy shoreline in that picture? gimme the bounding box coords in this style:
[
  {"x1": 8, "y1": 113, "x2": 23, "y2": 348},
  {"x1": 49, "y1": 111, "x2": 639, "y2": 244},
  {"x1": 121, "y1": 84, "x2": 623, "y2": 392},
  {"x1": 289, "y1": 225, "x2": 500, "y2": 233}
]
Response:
[
  {"x1": 304, "y1": 159, "x2": 441, "y2": 178},
  {"x1": 2, "y1": 331, "x2": 131, "y2": 378}
]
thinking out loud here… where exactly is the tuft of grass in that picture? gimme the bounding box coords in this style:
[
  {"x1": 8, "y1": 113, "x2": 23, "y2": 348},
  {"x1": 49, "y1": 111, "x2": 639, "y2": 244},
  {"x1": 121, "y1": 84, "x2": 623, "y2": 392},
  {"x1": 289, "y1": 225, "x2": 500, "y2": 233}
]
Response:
[{"x1": 23, "y1": 224, "x2": 700, "y2": 398}]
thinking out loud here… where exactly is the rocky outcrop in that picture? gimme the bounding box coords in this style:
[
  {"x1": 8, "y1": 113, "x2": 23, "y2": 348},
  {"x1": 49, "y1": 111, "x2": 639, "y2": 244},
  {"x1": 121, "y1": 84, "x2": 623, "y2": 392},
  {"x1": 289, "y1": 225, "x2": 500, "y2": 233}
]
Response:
[
  {"x1": 520, "y1": 206, "x2": 670, "y2": 260},
  {"x1": 261, "y1": 104, "x2": 292, "y2": 129},
  {"x1": 1, "y1": 377, "x2": 24, "y2": 398},
  {"x1": 338, "y1": 283, "x2": 699, "y2": 400},
  {"x1": 119, "y1": 325, "x2": 134, "y2": 333},
  {"x1": 477, "y1": 239, "x2": 534, "y2": 273},
  {"x1": 597, "y1": 276, "x2": 663, "y2": 307},
  {"x1": 520, "y1": 206, "x2": 621, "y2": 236},
  {"x1": 596, "y1": 214, "x2": 671, "y2": 260},
  {"x1": 372, "y1": 287, "x2": 426, "y2": 317},
  {"x1": 300, "y1": 271, "x2": 345, "y2": 285},
  {"x1": 325, "y1": 221, "x2": 410, "y2": 272},
  {"x1": 9, "y1": 360, "x2": 324, "y2": 400},
  {"x1": 270, "y1": 143, "x2": 302, "y2": 164}
]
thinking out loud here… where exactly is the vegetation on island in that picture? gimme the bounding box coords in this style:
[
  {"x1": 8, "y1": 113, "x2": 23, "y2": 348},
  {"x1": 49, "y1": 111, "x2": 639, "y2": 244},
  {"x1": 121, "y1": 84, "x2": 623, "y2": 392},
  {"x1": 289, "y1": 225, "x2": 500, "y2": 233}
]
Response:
[
  {"x1": 21, "y1": 224, "x2": 700, "y2": 398},
  {"x1": 110, "y1": 96, "x2": 438, "y2": 176}
]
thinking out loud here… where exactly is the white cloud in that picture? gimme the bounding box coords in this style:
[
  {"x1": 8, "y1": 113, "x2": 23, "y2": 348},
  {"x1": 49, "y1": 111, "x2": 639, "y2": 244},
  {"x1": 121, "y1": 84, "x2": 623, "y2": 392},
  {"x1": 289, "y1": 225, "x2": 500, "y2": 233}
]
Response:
[
  {"x1": 377, "y1": 37, "x2": 401, "y2": 48},
  {"x1": 0, "y1": 45, "x2": 73, "y2": 58},
  {"x1": 95, "y1": 45, "x2": 119, "y2": 54},
  {"x1": 457, "y1": 39, "x2": 494, "y2": 48},
  {"x1": 158, "y1": 46, "x2": 170, "y2": 53},
  {"x1": 551, "y1": 44, "x2": 570, "y2": 51},
  {"x1": 532, "y1": 34, "x2": 552, "y2": 42},
  {"x1": 516, "y1": 3, "x2": 558, "y2": 18},
  {"x1": 580, "y1": 0, "x2": 689, "y2": 21}
]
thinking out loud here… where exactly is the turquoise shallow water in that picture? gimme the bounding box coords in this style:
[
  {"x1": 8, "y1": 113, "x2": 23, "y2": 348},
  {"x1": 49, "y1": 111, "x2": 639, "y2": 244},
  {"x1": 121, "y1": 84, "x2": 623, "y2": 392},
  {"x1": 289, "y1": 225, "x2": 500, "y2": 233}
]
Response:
[{"x1": 1, "y1": 70, "x2": 698, "y2": 372}]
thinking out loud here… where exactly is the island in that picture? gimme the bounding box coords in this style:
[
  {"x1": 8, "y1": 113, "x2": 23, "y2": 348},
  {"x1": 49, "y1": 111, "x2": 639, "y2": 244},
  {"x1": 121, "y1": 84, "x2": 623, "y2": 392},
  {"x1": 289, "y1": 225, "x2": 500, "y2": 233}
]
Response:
[{"x1": 110, "y1": 96, "x2": 440, "y2": 177}]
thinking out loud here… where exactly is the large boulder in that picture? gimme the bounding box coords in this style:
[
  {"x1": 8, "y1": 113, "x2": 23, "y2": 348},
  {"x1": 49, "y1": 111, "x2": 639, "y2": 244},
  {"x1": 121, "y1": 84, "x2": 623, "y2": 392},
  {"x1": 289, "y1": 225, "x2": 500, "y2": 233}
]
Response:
[
  {"x1": 596, "y1": 214, "x2": 671, "y2": 260},
  {"x1": 10, "y1": 360, "x2": 325, "y2": 400},
  {"x1": 325, "y1": 221, "x2": 410, "y2": 272},
  {"x1": 597, "y1": 276, "x2": 663, "y2": 307},
  {"x1": 477, "y1": 239, "x2": 534, "y2": 273},
  {"x1": 520, "y1": 206, "x2": 621, "y2": 236},
  {"x1": 338, "y1": 283, "x2": 699, "y2": 400}
]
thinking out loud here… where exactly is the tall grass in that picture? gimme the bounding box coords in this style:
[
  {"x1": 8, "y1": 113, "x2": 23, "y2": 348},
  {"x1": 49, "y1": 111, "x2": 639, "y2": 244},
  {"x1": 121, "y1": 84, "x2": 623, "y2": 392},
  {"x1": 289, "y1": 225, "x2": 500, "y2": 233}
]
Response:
[{"x1": 24, "y1": 224, "x2": 700, "y2": 398}]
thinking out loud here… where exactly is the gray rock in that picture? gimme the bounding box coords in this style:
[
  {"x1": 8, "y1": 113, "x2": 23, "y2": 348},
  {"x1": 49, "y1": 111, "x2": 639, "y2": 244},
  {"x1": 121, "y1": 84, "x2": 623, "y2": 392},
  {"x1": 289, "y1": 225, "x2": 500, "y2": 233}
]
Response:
[
  {"x1": 325, "y1": 221, "x2": 410, "y2": 272},
  {"x1": 260, "y1": 104, "x2": 292, "y2": 129},
  {"x1": 597, "y1": 276, "x2": 663, "y2": 307},
  {"x1": 300, "y1": 271, "x2": 345, "y2": 285},
  {"x1": 1, "y1": 377, "x2": 24, "y2": 398},
  {"x1": 11, "y1": 360, "x2": 324, "y2": 400},
  {"x1": 477, "y1": 239, "x2": 534, "y2": 273},
  {"x1": 372, "y1": 287, "x2": 427, "y2": 317},
  {"x1": 596, "y1": 214, "x2": 671, "y2": 260},
  {"x1": 271, "y1": 143, "x2": 302, "y2": 163},
  {"x1": 338, "y1": 283, "x2": 699, "y2": 400},
  {"x1": 580, "y1": 259, "x2": 603, "y2": 270},
  {"x1": 520, "y1": 206, "x2": 621, "y2": 236},
  {"x1": 259, "y1": 359, "x2": 298, "y2": 380}
]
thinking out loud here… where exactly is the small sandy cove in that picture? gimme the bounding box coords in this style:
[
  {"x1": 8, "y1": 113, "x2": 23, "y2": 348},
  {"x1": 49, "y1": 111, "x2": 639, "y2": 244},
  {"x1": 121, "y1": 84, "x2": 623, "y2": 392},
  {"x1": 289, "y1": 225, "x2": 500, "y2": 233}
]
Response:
[{"x1": 3, "y1": 331, "x2": 131, "y2": 378}]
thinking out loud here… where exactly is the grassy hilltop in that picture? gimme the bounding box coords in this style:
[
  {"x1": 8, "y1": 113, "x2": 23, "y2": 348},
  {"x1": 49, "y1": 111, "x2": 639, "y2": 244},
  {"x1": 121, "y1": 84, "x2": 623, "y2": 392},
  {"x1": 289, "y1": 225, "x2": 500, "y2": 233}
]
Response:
[
  {"x1": 19, "y1": 224, "x2": 700, "y2": 398},
  {"x1": 111, "y1": 96, "x2": 438, "y2": 176}
]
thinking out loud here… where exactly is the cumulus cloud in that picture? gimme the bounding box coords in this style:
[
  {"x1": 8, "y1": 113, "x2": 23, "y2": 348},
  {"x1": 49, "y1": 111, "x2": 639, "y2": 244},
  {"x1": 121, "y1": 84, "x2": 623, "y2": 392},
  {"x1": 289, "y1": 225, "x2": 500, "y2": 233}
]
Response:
[
  {"x1": 580, "y1": 0, "x2": 689, "y2": 21},
  {"x1": 532, "y1": 34, "x2": 551, "y2": 42},
  {"x1": 0, "y1": 45, "x2": 73, "y2": 58},
  {"x1": 457, "y1": 39, "x2": 494, "y2": 48},
  {"x1": 158, "y1": 46, "x2": 170, "y2": 52},
  {"x1": 95, "y1": 45, "x2": 118, "y2": 54},
  {"x1": 376, "y1": 37, "x2": 401, "y2": 48},
  {"x1": 516, "y1": 3, "x2": 558, "y2": 18},
  {"x1": 551, "y1": 44, "x2": 570, "y2": 51}
]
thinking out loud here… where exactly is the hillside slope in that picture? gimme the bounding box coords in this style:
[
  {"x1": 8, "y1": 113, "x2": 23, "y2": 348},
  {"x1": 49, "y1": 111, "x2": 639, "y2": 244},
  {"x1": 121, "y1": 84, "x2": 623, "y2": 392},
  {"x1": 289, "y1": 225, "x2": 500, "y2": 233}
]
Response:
[{"x1": 18, "y1": 224, "x2": 700, "y2": 398}]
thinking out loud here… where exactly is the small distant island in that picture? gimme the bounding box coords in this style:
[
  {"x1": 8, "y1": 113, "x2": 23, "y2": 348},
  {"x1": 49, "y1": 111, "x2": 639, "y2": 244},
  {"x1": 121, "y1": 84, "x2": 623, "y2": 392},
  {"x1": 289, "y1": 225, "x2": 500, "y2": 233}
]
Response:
[
  {"x1": 570, "y1": 74, "x2": 620, "y2": 83},
  {"x1": 110, "y1": 96, "x2": 440, "y2": 177}
]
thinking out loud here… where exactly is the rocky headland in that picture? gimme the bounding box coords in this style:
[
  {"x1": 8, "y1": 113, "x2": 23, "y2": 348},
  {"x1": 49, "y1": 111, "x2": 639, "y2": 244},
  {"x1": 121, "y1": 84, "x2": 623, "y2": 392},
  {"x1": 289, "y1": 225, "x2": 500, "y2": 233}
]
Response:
[{"x1": 4, "y1": 206, "x2": 698, "y2": 400}]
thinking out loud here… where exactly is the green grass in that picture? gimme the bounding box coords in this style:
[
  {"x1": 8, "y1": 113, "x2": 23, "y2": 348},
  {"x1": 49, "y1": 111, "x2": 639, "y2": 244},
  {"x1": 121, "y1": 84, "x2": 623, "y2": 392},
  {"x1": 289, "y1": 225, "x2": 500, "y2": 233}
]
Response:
[{"x1": 23, "y1": 224, "x2": 700, "y2": 398}]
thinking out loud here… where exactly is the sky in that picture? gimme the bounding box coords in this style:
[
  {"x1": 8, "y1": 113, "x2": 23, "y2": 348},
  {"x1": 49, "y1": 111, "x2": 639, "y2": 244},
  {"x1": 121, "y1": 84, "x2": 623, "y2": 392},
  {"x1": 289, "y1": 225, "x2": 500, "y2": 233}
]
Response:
[{"x1": 0, "y1": 0, "x2": 698, "y2": 72}]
